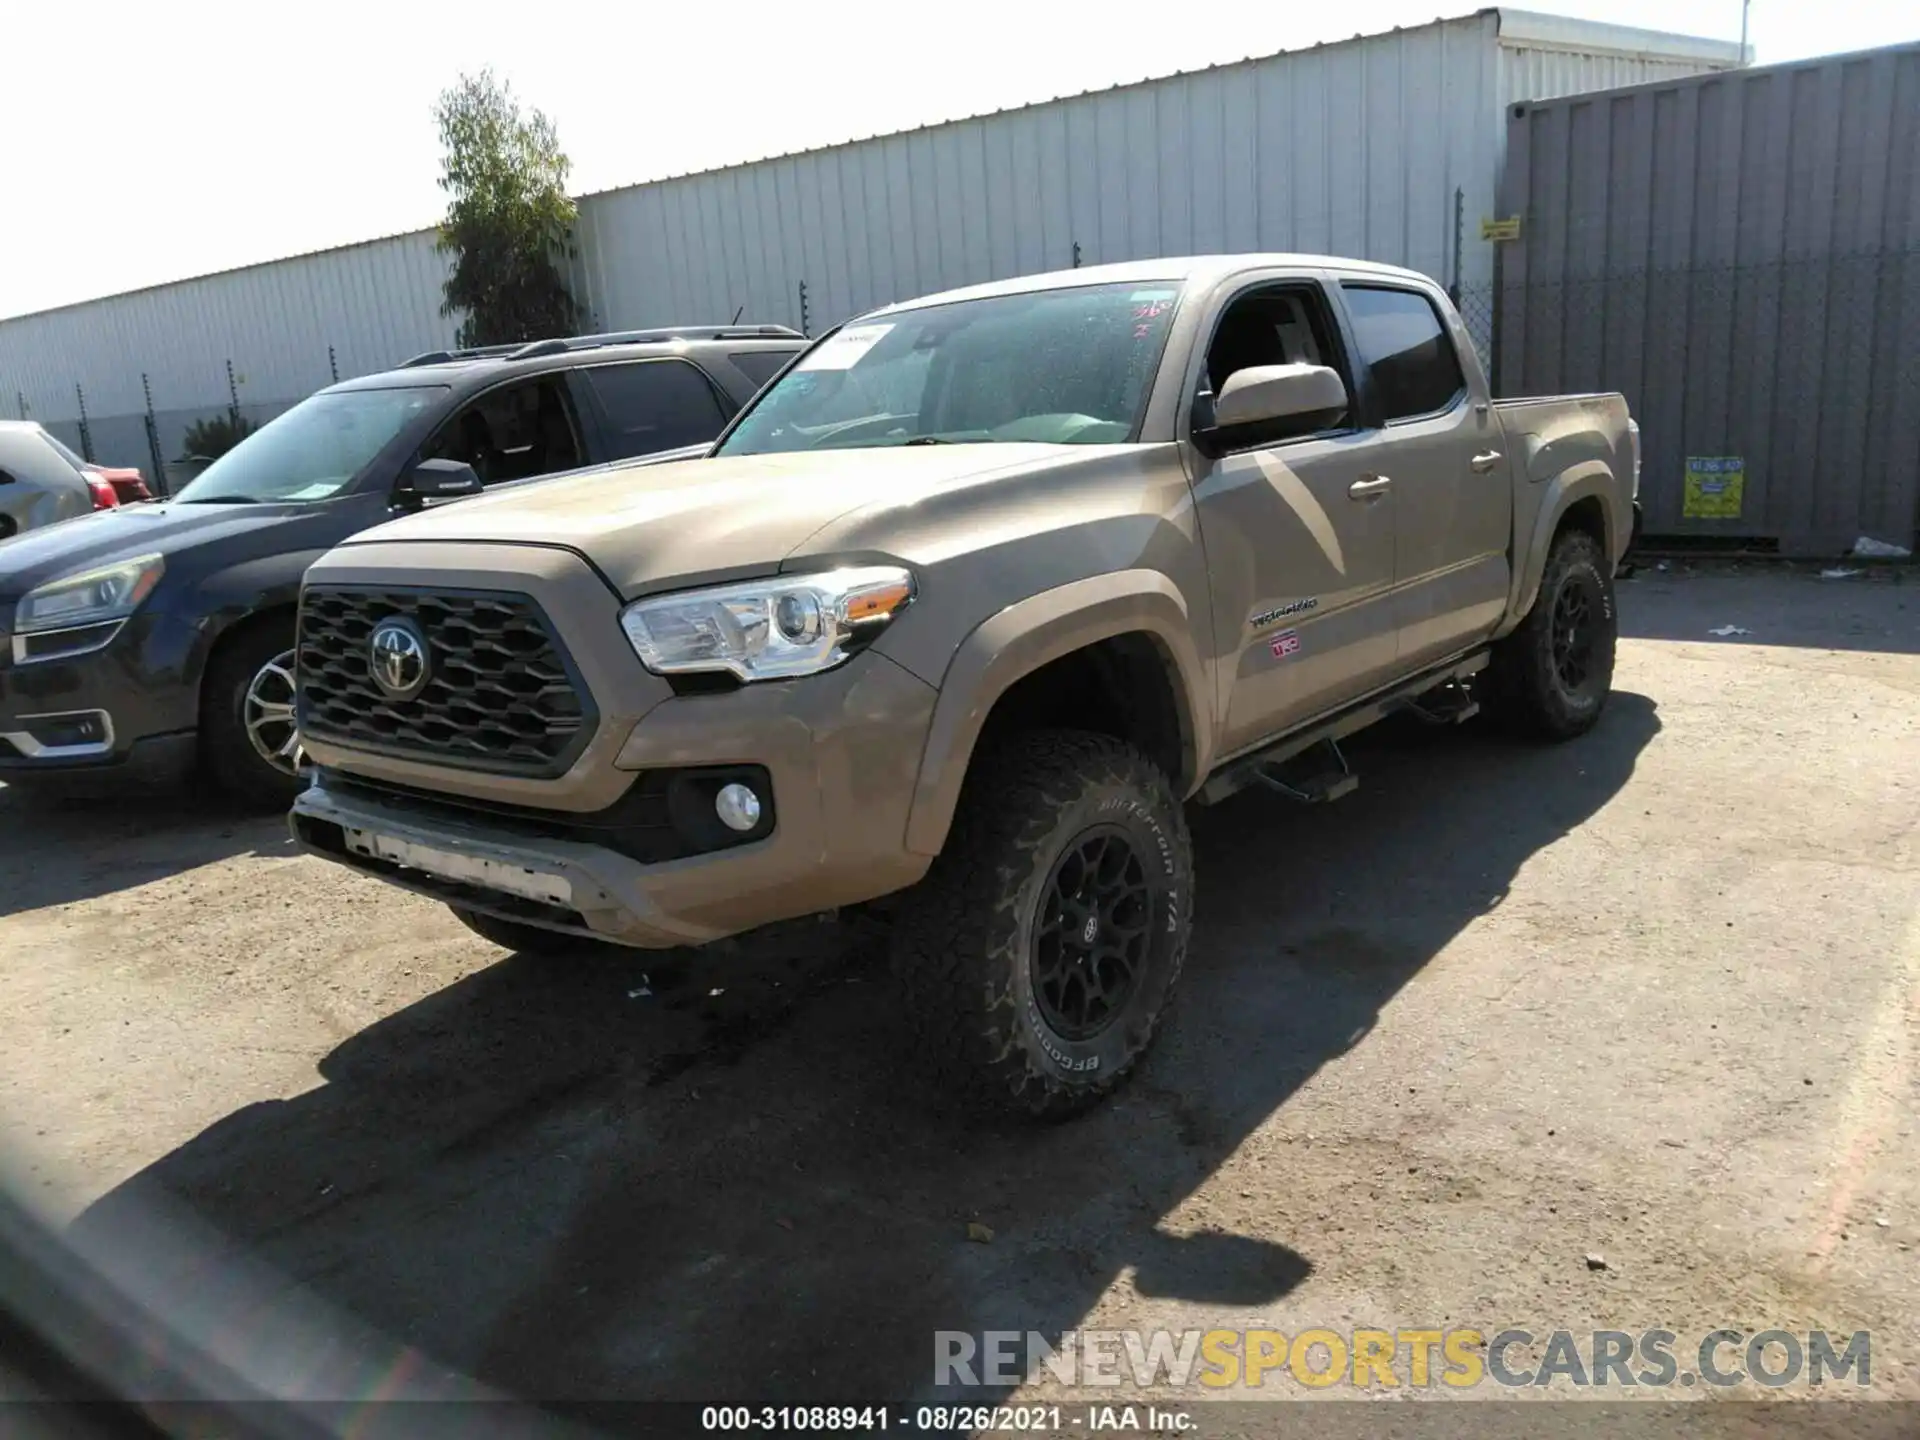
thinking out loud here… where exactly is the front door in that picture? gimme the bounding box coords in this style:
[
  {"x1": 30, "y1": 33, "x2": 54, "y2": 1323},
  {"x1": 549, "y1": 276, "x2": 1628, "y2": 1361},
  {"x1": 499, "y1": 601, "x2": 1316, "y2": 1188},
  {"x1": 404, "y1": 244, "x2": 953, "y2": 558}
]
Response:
[{"x1": 1186, "y1": 281, "x2": 1398, "y2": 758}]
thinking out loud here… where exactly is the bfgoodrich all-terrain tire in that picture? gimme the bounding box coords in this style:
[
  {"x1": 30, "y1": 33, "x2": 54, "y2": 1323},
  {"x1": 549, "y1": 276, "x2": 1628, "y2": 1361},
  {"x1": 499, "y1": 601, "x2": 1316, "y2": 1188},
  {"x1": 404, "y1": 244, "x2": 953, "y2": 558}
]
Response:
[
  {"x1": 1486, "y1": 527, "x2": 1617, "y2": 741},
  {"x1": 890, "y1": 730, "x2": 1194, "y2": 1120}
]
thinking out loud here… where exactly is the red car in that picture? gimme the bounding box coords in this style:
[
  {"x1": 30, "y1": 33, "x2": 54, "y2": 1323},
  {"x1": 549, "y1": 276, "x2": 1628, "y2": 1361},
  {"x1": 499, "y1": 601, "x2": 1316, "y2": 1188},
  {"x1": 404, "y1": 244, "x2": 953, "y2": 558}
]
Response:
[
  {"x1": 37, "y1": 431, "x2": 154, "y2": 507},
  {"x1": 83, "y1": 463, "x2": 154, "y2": 506}
]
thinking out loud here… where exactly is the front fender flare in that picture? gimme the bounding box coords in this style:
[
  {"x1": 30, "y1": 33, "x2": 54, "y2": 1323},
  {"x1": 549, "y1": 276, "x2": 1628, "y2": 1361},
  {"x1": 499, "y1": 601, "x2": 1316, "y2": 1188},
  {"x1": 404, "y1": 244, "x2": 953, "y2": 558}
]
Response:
[{"x1": 902, "y1": 570, "x2": 1212, "y2": 858}]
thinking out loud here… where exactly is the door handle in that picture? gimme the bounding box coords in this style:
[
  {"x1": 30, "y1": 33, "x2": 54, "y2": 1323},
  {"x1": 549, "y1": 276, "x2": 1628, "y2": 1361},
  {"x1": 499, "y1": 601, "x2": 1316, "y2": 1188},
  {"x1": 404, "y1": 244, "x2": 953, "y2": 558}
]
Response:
[
  {"x1": 1471, "y1": 450, "x2": 1503, "y2": 473},
  {"x1": 1348, "y1": 475, "x2": 1392, "y2": 500}
]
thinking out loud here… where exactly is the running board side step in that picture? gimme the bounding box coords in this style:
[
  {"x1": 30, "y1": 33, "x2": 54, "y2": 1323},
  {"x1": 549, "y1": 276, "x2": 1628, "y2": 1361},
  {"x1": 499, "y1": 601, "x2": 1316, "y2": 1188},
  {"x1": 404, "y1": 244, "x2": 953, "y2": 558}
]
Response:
[
  {"x1": 1249, "y1": 737, "x2": 1358, "y2": 804},
  {"x1": 1197, "y1": 650, "x2": 1491, "y2": 807}
]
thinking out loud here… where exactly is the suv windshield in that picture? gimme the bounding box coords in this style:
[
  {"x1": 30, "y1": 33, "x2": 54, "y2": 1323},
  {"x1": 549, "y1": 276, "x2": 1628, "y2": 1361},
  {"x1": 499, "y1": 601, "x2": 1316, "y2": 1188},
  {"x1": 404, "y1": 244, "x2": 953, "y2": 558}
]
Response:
[
  {"x1": 716, "y1": 281, "x2": 1181, "y2": 456},
  {"x1": 173, "y1": 386, "x2": 444, "y2": 504}
]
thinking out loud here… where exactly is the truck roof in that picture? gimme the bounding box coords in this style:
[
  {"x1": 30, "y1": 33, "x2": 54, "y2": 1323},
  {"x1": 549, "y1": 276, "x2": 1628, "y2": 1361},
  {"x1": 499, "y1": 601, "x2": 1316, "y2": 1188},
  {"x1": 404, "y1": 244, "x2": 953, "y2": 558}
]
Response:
[{"x1": 869, "y1": 253, "x2": 1437, "y2": 317}]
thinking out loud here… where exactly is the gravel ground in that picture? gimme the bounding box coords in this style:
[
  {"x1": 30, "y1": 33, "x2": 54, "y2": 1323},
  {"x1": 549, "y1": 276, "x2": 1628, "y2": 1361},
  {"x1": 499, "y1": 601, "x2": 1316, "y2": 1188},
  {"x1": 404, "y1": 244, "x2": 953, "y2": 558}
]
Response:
[{"x1": 0, "y1": 564, "x2": 1915, "y2": 1421}]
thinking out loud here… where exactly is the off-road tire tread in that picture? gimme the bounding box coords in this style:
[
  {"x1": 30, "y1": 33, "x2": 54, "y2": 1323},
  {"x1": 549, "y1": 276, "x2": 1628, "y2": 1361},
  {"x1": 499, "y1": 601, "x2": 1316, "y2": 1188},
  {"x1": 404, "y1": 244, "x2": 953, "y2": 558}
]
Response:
[
  {"x1": 891, "y1": 729, "x2": 1192, "y2": 1121},
  {"x1": 1485, "y1": 529, "x2": 1615, "y2": 743}
]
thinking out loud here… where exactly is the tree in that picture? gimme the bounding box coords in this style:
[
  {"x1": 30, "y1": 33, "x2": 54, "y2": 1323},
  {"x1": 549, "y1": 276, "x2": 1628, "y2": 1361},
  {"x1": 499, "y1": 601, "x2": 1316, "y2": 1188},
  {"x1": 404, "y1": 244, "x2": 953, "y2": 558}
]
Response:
[
  {"x1": 179, "y1": 413, "x2": 256, "y2": 463},
  {"x1": 433, "y1": 70, "x2": 580, "y2": 348}
]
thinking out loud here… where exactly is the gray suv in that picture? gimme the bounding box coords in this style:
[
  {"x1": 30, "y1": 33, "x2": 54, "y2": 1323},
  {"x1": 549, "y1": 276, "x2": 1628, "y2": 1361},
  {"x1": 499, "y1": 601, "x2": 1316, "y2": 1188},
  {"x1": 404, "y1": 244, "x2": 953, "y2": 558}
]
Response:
[{"x1": 0, "y1": 325, "x2": 805, "y2": 805}]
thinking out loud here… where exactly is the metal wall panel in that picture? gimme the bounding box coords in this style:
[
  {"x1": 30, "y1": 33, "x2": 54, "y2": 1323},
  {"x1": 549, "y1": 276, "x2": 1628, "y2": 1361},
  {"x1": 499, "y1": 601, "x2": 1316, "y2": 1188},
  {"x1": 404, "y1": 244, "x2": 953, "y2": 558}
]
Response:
[
  {"x1": 565, "y1": 11, "x2": 1736, "y2": 345},
  {"x1": 1, "y1": 8, "x2": 1738, "y2": 463},
  {"x1": 0, "y1": 231, "x2": 455, "y2": 468},
  {"x1": 1498, "y1": 43, "x2": 1920, "y2": 554}
]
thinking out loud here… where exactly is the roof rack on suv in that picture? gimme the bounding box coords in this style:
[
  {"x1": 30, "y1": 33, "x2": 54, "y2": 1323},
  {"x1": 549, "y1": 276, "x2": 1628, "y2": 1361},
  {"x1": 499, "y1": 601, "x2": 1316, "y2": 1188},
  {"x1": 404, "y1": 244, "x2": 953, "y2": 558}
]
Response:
[
  {"x1": 507, "y1": 325, "x2": 804, "y2": 360},
  {"x1": 396, "y1": 325, "x2": 804, "y2": 369},
  {"x1": 395, "y1": 341, "x2": 530, "y2": 368}
]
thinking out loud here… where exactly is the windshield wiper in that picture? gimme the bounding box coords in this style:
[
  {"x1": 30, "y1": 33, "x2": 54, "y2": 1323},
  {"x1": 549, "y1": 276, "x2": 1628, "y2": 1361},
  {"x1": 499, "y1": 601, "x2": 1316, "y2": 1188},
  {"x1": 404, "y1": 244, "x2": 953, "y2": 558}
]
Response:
[
  {"x1": 176, "y1": 495, "x2": 261, "y2": 504},
  {"x1": 902, "y1": 436, "x2": 952, "y2": 446}
]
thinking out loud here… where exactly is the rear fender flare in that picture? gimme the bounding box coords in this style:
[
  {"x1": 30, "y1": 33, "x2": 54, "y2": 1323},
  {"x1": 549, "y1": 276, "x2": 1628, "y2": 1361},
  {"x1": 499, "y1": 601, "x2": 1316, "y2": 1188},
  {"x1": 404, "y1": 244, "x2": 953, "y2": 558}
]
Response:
[
  {"x1": 903, "y1": 570, "x2": 1211, "y2": 857},
  {"x1": 1504, "y1": 462, "x2": 1618, "y2": 631}
]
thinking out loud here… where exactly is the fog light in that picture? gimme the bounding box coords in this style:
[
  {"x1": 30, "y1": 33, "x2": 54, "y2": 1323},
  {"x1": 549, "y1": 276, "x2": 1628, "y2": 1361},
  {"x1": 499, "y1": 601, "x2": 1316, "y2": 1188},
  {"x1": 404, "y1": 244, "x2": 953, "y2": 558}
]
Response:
[{"x1": 714, "y1": 782, "x2": 763, "y2": 832}]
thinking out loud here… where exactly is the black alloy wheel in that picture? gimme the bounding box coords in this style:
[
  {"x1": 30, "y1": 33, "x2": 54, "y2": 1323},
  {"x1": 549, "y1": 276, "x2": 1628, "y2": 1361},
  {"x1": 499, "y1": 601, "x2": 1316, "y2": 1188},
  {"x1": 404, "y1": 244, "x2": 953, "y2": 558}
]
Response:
[{"x1": 1031, "y1": 827, "x2": 1154, "y2": 1041}]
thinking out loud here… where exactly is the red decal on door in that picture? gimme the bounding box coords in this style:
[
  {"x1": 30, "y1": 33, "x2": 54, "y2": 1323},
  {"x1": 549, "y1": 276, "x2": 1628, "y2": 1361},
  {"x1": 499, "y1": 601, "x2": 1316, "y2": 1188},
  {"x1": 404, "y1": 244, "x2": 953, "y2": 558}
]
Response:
[{"x1": 1270, "y1": 629, "x2": 1301, "y2": 659}]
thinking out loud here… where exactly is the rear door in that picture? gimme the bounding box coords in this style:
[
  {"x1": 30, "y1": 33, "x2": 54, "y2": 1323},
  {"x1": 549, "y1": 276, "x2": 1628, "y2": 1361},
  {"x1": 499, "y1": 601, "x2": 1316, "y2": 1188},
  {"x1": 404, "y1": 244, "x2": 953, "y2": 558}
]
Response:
[
  {"x1": 1184, "y1": 276, "x2": 1401, "y2": 757},
  {"x1": 1337, "y1": 282, "x2": 1512, "y2": 668},
  {"x1": 575, "y1": 358, "x2": 734, "y2": 462}
]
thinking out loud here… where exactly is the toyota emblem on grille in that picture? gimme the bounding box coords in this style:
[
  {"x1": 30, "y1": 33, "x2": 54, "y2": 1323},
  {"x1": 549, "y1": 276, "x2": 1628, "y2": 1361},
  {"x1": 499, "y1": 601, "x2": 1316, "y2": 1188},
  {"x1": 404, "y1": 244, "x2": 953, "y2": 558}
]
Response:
[{"x1": 368, "y1": 618, "x2": 430, "y2": 701}]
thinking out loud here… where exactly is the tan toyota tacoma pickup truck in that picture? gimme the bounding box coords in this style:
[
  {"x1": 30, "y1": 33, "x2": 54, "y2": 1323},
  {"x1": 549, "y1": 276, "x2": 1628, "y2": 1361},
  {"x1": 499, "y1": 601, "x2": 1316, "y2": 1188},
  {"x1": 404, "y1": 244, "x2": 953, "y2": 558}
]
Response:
[{"x1": 290, "y1": 255, "x2": 1640, "y2": 1117}]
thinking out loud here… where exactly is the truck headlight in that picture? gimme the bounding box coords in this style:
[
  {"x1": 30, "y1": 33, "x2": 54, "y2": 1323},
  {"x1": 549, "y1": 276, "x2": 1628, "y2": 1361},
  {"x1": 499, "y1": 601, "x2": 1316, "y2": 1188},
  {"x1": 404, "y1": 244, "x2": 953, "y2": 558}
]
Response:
[
  {"x1": 15, "y1": 553, "x2": 166, "y2": 634},
  {"x1": 619, "y1": 567, "x2": 915, "y2": 682}
]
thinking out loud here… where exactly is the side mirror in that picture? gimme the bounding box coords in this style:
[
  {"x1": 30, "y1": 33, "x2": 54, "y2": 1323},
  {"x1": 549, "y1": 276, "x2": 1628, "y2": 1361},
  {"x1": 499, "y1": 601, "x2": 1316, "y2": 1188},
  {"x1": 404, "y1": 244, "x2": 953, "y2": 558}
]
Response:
[
  {"x1": 1196, "y1": 364, "x2": 1349, "y2": 453},
  {"x1": 394, "y1": 457, "x2": 483, "y2": 505}
]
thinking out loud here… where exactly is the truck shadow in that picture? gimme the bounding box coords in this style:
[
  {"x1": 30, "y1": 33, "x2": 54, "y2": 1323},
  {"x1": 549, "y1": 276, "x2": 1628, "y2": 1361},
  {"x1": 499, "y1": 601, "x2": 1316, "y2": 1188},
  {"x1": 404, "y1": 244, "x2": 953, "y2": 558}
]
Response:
[
  {"x1": 71, "y1": 693, "x2": 1659, "y2": 1416},
  {"x1": 0, "y1": 783, "x2": 292, "y2": 918}
]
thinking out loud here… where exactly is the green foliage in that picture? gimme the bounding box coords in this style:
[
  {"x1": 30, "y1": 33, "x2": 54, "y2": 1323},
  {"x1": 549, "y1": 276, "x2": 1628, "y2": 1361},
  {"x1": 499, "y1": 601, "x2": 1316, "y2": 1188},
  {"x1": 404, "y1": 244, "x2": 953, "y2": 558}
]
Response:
[
  {"x1": 434, "y1": 70, "x2": 580, "y2": 348},
  {"x1": 179, "y1": 413, "x2": 256, "y2": 463}
]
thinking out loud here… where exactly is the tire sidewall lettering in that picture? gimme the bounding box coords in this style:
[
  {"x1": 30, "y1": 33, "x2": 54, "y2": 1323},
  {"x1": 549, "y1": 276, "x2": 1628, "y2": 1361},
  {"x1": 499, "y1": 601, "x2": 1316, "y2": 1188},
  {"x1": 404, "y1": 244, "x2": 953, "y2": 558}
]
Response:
[{"x1": 1012, "y1": 777, "x2": 1190, "y2": 1083}]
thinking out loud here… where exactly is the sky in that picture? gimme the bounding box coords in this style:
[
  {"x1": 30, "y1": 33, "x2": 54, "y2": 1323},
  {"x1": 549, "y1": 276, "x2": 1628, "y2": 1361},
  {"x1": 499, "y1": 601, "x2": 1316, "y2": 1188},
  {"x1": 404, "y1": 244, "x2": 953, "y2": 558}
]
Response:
[{"x1": 2, "y1": 0, "x2": 1912, "y2": 319}]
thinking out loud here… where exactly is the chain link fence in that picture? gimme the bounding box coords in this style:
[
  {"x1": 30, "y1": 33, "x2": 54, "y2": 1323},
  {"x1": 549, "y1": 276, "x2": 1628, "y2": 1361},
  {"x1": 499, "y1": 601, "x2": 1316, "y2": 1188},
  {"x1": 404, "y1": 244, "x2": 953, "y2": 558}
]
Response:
[{"x1": 1452, "y1": 282, "x2": 1496, "y2": 383}]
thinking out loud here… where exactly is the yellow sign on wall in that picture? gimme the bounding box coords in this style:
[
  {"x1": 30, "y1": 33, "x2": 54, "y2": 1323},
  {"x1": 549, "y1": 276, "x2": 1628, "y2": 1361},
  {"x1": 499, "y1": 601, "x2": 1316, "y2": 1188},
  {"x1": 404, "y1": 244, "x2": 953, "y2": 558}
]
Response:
[
  {"x1": 1480, "y1": 216, "x2": 1523, "y2": 242},
  {"x1": 1683, "y1": 457, "x2": 1745, "y2": 519}
]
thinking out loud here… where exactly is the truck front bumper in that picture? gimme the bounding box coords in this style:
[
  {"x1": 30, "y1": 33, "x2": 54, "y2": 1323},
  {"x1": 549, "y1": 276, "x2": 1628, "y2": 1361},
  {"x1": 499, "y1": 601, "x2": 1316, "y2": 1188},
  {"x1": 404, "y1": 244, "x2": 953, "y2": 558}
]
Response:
[{"x1": 288, "y1": 650, "x2": 941, "y2": 949}]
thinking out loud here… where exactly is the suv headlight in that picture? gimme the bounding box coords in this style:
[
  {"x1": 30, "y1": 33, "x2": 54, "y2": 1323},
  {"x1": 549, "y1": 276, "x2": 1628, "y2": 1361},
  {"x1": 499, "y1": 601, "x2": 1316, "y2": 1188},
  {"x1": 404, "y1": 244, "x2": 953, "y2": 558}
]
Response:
[
  {"x1": 16, "y1": 554, "x2": 166, "y2": 633},
  {"x1": 620, "y1": 567, "x2": 915, "y2": 682}
]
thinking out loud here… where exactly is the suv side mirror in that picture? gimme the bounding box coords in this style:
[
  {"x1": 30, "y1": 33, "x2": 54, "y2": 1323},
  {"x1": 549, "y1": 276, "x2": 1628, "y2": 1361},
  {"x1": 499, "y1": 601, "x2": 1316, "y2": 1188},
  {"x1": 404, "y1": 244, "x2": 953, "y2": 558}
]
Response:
[
  {"x1": 394, "y1": 457, "x2": 483, "y2": 505},
  {"x1": 1195, "y1": 364, "x2": 1349, "y2": 454}
]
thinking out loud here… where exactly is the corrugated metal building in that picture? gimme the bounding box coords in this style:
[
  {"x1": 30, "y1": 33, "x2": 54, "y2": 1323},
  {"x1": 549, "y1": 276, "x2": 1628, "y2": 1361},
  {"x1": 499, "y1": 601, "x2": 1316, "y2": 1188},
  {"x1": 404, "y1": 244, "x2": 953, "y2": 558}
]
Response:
[
  {"x1": 1497, "y1": 41, "x2": 1920, "y2": 554},
  {"x1": 0, "y1": 6, "x2": 1740, "y2": 474}
]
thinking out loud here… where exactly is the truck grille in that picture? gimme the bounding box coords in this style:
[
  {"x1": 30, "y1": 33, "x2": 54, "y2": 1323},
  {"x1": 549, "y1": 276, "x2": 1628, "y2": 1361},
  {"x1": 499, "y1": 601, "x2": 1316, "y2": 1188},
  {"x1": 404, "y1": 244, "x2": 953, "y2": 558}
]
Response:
[{"x1": 297, "y1": 587, "x2": 596, "y2": 776}]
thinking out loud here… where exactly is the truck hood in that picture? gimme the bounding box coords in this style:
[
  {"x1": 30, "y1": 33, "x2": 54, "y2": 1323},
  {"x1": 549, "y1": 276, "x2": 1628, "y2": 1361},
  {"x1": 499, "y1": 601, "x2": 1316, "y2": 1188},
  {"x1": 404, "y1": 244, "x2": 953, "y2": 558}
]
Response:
[{"x1": 341, "y1": 444, "x2": 1090, "y2": 596}]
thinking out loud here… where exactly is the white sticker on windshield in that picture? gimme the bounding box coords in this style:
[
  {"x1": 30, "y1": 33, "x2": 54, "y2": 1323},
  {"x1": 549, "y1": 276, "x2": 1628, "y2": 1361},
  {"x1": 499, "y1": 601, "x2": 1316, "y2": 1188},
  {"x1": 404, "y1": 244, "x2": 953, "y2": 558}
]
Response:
[
  {"x1": 285, "y1": 482, "x2": 339, "y2": 501},
  {"x1": 797, "y1": 323, "x2": 895, "y2": 371}
]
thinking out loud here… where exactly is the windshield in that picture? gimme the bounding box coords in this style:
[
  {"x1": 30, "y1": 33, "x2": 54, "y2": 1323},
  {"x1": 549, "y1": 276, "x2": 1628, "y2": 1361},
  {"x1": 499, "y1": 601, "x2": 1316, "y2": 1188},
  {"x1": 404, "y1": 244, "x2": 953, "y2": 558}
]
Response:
[
  {"x1": 173, "y1": 386, "x2": 444, "y2": 504},
  {"x1": 716, "y1": 281, "x2": 1181, "y2": 456}
]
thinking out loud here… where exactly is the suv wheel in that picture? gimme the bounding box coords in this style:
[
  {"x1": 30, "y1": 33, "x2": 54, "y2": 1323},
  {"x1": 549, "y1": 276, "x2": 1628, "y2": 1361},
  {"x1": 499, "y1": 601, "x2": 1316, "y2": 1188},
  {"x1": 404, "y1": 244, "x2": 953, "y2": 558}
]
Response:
[
  {"x1": 1486, "y1": 528, "x2": 1617, "y2": 740},
  {"x1": 201, "y1": 620, "x2": 308, "y2": 809},
  {"x1": 891, "y1": 730, "x2": 1193, "y2": 1120}
]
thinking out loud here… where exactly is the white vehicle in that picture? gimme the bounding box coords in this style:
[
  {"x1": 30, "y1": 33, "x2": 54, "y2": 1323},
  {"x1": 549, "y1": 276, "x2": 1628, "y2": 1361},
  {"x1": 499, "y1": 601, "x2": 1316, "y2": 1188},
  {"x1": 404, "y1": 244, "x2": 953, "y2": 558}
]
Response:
[{"x1": 0, "y1": 422, "x2": 104, "y2": 539}]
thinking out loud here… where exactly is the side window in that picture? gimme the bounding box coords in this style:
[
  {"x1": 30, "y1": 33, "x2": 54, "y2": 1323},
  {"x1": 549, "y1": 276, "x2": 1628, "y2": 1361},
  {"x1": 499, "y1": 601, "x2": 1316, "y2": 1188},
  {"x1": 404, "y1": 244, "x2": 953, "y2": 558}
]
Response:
[
  {"x1": 1200, "y1": 285, "x2": 1351, "y2": 448},
  {"x1": 40, "y1": 431, "x2": 91, "y2": 475},
  {"x1": 0, "y1": 433, "x2": 72, "y2": 488},
  {"x1": 582, "y1": 360, "x2": 730, "y2": 460},
  {"x1": 728, "y1": 350, "x2": 792, "y2": 390},
  {"x1": 425, "y1": 376, "x2": 583, "y2": 486},
  {"x1": 1341, "y1": 285, "x2": 1467, "y2": 421}
]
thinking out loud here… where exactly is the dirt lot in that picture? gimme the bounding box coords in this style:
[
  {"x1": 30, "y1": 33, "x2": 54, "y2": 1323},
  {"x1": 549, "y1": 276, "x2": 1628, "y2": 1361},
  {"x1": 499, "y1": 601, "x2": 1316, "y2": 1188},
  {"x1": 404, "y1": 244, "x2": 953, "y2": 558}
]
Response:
[{"x1": 1, "y1": 564, "x2": 1916, "y2": 1416}]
